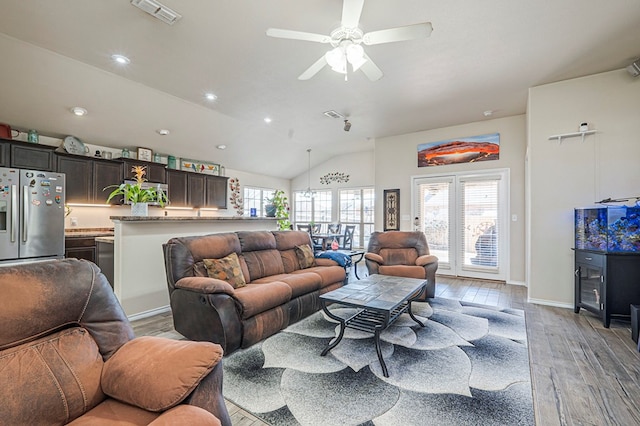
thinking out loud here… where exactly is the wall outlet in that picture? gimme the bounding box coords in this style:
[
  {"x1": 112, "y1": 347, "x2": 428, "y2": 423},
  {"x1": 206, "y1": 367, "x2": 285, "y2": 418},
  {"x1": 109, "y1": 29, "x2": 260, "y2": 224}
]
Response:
[{"x1": 70, "y1": 217, "x2": 78, "y2": 227}]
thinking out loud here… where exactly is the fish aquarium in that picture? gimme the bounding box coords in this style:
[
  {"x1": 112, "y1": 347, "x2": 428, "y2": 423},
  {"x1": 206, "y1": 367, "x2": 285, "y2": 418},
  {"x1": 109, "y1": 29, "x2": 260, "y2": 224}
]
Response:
[{"x1": 575, "y1": 206, "x2": 640, "y2": 252}]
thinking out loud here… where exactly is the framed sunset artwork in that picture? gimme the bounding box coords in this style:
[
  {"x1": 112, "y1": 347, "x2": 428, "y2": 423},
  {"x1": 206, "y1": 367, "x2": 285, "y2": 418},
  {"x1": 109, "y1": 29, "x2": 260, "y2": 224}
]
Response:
[{"x1": 417, "y1": 133, "x2": 500, "y2": 167}]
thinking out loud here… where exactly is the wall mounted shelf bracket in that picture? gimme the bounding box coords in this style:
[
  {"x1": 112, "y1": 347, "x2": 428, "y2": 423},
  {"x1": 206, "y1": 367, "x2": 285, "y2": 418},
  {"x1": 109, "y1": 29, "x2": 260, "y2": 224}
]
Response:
[{"x1": 548, "y1": 130, "x2": 597, "y2": 143}]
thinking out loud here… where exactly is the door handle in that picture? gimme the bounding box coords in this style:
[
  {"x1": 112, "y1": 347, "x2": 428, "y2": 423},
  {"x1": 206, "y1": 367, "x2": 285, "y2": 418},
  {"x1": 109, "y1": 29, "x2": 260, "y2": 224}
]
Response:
[
  {"x1": 10, "y1": 185, "x2": 17, "y2": 243},
  {"x1": 22, "y1": 186, "x2": 28, "y2": 242}
]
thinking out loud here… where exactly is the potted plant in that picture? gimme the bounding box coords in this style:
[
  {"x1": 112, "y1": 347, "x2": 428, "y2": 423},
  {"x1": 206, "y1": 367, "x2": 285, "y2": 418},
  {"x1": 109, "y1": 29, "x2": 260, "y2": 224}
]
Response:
[
  {"x1": 105, "y1": 165, "x2": 168, "y2": 216},
  {"x1": 266, "y1": 190, "x2": 291, "y2": 230}
]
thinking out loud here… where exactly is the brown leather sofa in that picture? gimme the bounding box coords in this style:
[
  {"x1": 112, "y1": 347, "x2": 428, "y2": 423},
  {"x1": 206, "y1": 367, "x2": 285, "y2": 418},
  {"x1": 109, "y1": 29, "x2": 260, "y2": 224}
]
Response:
[
  {"x1": 163, "y1": 230, "x2": 346, "y2": 356},
  {"x1": 0, "y1": 259, "x2": 231, "y2": 426},
  {"x1": 365, "y1": 231, "x2": 439, "y2": 299}
]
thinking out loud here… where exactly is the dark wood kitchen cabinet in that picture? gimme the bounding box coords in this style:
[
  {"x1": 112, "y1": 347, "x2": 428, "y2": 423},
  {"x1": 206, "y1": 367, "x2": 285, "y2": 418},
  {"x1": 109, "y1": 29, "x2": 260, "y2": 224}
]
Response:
[
  {"x1": 56, "y1": 154, "x2": 123, "y2": 204},
  {"x1": 188, "y1": 173, "x2": 206, "y2": 208},
  {"x1": 11, "y1": 143, "x2": 56, "y2": 171},
  {"x1": 166, "y1": 169, "x2": 188, "y2": 207},
  {"x1": 0, "y1": 141, "x2": 8, "y2": 167},
  {"x1": 64, "y1": 237, "x2": 96, "y2": 263},
  {"x1": 0, "y1": 140, "x2": 56, "y2": 171},
  {"x1": 122, "y1": 159, "x2": 166, "y2": 183},
  {"x1": 205, "y1": 175, "x2": 228, "y2": 209}
]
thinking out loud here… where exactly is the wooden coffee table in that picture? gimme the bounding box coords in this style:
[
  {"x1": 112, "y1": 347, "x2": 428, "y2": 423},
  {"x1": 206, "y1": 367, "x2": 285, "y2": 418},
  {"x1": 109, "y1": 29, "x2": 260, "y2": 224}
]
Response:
[{"x1": 319, "y1": 274, "x2": 427, "y2": 377}]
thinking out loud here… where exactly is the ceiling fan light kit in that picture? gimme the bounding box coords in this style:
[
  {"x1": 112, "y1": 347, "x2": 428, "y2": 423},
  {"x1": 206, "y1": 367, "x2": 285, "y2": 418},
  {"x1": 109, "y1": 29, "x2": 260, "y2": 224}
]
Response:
[{"x1": 266, "y1": 0, "x2": 432, "y2": 81}]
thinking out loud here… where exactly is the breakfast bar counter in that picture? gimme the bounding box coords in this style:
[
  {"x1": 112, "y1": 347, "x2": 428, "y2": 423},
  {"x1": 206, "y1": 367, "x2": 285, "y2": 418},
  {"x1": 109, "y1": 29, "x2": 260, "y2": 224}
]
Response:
[{"x1": 109, "y1": 216, "x2": 278, "y2": 318}]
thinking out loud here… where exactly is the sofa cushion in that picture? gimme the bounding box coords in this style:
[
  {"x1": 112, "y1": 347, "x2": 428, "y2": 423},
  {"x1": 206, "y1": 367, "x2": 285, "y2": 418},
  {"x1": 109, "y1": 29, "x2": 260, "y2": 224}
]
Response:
[
  {"x1": 295, "y1": 244, "x2": 316, "y2": 269},
  {"x1": 233, "y1": 282, "x2": 292, "y2": 319},
  {"x1": 379, "y1": 247, "x2": 419, "y2": 265},
  {"x1": 102, "y1": 337, "x2": 223, "y2": 412},
  {"x1": 292, "y1": 265, "x2": 346, "y2": 289},
  {"x1": 0, "y1": 327, "x2": 104, "y2": 425},
  {"x1": 149, "y1": 405, "x2": 221, "y2": 426},
  {"x1": 379, "y1": 264, "x2": 426, "y2": 279},
  {"x1": 67, "y1": 399, "x2": 159, "y2": 425},
  {"x1": 273, "y1": 231, "x2": 314, "y2": 273},
  {"x1": 252, "y1": 272, "x2": 321, "y2": 298},
  {"x1": 203, "y1": 253, "x2": 247, "y2": 289},
  {"x1": 240, "y1": 249, "x2": 285, "y2": 282}
]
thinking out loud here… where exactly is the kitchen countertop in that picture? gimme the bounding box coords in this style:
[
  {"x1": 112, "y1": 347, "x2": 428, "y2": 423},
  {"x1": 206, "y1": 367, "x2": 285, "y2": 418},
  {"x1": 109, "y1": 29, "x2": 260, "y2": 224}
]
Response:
[
  {"x1": 65, "y1": 228, "x2": 115, "y2": 238},
  {"x1": 95, "y1": 236, "x2": 115, "y2": 243},
  {"x1": 110, "y1": 216, "x2": 278, "y2": 222}
]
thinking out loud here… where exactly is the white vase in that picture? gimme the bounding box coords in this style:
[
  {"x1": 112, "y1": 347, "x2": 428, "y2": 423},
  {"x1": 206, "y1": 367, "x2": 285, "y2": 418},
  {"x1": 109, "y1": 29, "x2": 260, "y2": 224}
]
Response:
[{"x1": 131, "y1": 203, "x2": 149, "y2": 216}]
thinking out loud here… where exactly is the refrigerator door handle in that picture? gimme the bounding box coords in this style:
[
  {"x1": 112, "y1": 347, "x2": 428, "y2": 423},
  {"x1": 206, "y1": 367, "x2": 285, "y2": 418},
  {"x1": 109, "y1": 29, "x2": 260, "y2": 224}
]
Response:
[
  {"x1": 22, "y1": 186, "x2": 28, "y2": 242},
  {"x1": 10, "y1": 185, "x2": 17, "y2": 243}
]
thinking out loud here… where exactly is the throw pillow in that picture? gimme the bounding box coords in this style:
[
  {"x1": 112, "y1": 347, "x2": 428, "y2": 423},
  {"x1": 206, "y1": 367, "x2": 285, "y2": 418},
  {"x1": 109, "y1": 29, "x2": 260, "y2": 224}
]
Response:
[
  {"x1": 295, "y1": 244, "x2": 316, "y2": 269},
  {"x1": 203, "y1": 252, "x2": 246, "y2": 289},
  {"x1": 101, "y1": 337, "x2": 223, "y2": 412}
]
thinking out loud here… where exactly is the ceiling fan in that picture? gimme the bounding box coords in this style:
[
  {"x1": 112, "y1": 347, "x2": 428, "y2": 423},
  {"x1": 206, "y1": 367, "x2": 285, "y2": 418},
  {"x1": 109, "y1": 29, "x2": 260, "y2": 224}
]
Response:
[{"x1": 266, "y1": 0, "x2": 432, "y2": 81}]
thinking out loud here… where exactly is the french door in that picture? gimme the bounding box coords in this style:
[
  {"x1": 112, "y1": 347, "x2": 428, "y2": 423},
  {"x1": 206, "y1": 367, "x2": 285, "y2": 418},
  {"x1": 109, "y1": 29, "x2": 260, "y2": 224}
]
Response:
[{"x1": 413, "y1": 170, "x2": 508, "y2": 280}]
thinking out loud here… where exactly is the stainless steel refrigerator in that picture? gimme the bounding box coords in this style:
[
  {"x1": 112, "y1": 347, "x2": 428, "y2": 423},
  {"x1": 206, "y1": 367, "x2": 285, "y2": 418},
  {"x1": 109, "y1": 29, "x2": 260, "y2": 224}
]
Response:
[{"x1": 0, "y1": 168, "x2": 66, "y2": 263}]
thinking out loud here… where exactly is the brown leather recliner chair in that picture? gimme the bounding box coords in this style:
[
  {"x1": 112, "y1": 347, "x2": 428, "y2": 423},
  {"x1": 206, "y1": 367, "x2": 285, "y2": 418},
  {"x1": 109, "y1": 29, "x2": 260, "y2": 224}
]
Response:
[
  {"x1": 0, "y1": 259, "x2": 231, "y2": 426},
  {"x1": 365, "y1": 231, "x2": 438, "y2": 299}
]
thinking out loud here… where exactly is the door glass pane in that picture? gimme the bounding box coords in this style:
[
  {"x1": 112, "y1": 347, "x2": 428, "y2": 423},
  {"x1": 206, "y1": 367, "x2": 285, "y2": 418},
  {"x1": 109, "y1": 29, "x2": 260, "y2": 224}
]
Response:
[
  {"x1": 419, "y1": 182, "x2": 450, "y2": 264},
  {"x1": 460, "y1": 179, "x2": 498, "y2": 269}
]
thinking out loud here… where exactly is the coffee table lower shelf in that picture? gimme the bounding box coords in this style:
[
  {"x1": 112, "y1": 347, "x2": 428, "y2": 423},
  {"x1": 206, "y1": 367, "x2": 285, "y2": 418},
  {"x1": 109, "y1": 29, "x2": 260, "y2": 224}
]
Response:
[{"x1": 319, "y1": 275, "x2": 427, "y2": 377}]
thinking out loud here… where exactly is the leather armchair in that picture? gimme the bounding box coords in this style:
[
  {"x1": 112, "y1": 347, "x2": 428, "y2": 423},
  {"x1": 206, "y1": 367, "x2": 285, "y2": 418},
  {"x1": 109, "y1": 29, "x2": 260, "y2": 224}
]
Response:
[
  {"x1": 365, "y1": 231, "x2": 438, "y2": 299},
  {"x1": 0, "y1": 259, "x2": 231, "y2": 426}
]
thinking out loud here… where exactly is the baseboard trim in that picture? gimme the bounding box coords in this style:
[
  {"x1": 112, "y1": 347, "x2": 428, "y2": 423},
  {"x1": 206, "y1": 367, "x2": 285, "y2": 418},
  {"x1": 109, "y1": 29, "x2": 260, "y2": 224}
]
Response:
[
  {"x1": 127, "y1": 305, "x2": 171, "y2": 322},
  {"x1": 507, "y1": 279, "x2": 526, "y2": 287},
  {"x1": 527, "y1": 297, "x2": 573, "y2": 309}
]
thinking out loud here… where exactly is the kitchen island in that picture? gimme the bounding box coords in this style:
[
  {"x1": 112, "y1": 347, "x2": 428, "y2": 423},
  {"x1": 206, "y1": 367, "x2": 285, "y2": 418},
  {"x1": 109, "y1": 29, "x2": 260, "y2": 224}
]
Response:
[{"x1": 110, "y1": 216, "x2": 278, "y2": 318}]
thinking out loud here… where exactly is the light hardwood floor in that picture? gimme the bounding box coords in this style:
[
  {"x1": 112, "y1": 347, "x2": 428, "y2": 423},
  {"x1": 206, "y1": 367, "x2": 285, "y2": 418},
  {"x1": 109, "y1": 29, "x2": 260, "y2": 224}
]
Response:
[{"x1": 132, "y1": 270, "x2": 640, "y2": 426}]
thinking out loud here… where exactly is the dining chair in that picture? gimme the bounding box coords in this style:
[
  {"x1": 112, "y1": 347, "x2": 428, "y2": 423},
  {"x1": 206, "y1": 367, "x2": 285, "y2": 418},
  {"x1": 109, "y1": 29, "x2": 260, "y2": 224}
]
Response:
[
  {"x1": 297, "y1": 224, "x2": 311, "y2": 233},
  {"x1": 328, "y1": 223, "x2": 342, "y2": 234},
  {"x1": 312, "y1": 223, "x2": 322, "y2": 234},
  {"x1": 339, "y1": 225, "x2": 356, "y2": 250}
]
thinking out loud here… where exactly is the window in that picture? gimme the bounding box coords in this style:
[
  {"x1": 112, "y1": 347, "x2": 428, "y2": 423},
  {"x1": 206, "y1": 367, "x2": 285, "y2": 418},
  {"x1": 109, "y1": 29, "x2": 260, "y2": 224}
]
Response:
[
  {"x1": 339, "y1": 187, "x2": 374, "y2": 249},
  {"x1": 293, "y1": 190, "x2": 332, "y2": 230},
  {"x1": 243, "y1": 186, "x2": 275, "y2": 216}
]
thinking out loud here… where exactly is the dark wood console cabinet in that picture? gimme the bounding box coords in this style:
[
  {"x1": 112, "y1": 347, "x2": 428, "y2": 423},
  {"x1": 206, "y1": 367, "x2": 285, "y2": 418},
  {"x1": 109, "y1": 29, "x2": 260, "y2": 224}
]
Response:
[{"x1": 574, "y1": 249, "x2": 640, "y2": 327}]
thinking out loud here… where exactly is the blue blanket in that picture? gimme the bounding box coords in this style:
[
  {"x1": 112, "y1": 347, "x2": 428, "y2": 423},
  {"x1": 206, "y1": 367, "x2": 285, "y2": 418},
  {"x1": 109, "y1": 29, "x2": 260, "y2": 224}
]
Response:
[{"x1": 316, "y1": 251, "x2": 352, "y2": 268}]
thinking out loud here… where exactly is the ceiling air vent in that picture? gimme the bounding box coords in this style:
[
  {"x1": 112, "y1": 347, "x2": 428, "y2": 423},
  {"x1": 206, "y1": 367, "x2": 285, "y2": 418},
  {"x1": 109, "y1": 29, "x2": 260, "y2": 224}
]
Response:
[
  {"x1": 131, "y1": 0, "x2": 182, "y2": 25},
  {"x1": 323, "y1": 110, "x2": 345, "y2": 119}
]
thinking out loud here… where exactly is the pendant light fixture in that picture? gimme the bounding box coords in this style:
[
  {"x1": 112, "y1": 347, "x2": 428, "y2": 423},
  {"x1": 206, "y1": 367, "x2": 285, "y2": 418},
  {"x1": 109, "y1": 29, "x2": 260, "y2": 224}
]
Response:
[{"x1": 303, "y1": 148, "x2": 316, "y2": 198}]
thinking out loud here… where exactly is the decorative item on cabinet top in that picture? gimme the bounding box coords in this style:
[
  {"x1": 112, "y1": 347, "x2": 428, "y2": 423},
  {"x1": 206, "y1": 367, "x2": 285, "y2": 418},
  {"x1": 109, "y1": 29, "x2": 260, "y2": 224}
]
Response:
[{"x1": 181, "y1": 158, "x2": 220, "y2": 175}]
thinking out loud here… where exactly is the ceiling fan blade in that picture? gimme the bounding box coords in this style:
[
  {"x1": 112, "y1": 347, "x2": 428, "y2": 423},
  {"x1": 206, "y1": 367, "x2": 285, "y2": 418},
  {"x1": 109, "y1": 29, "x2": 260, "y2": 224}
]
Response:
[
  {"x1": 341, "y1": 0, "x2": 364, "y2": 28},
  {"x1": 363, "y1": 22, "x2": 433, "y2": 45},
  {"x1": 298, "y1": 56, "x2": 328, "y2": 80},
  {"x1": 266, "y1": 28, "x2": 331, "y2": 43},
  {"x1": 359, "y1": 53, "x2": 383, "y2": 81}
]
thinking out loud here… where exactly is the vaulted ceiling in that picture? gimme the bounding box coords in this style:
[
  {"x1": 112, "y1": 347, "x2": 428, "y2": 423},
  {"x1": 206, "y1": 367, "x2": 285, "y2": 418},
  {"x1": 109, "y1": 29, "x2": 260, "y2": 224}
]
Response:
[{"x1": 0, "y1": 0, "x2": 639, "y2": 178}]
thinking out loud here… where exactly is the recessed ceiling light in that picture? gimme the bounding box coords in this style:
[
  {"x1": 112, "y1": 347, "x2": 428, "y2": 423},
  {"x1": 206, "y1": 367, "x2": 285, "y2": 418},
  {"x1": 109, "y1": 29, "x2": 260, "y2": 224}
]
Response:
[
  {"x1": 70, "y1": 107, "x2": 88, "y2": 116},
  {"x1": 205, "y1": 92, "x2": 217, "y2": 101},
  {"x1": 216, "y1": 144, "x2": 227, "y2": 150},
  {"x1": 264, "y1": 117, "x2": 272, "y2": 124},
  {"x1": 156, "y1": 129, "x2": 170, "y2": 135},
  {"x1": 111, "y1": 54, "x2": 130, "y2": 65},
  {"x1": 483, "y1": 110, "x2": 493, "y2": 117}
]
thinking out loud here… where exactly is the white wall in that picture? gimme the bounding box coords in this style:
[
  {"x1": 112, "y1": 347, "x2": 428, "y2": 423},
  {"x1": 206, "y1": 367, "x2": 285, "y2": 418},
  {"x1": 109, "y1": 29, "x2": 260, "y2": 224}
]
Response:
[
  {"x1": 291, "y1": 150, "x2": 375, "y2": 191},
  {"x1": 527, "y1": 69, "x2": 640, "y2": 307},
  {"x1": 374, "y1": 115, "x2": 527, "y2": 284}
]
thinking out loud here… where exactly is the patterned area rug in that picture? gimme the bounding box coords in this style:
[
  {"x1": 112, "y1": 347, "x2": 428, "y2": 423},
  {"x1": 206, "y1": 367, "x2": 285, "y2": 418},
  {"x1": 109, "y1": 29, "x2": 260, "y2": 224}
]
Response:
[{"x1": 223, "y1": 298, "x2": 534, "y2": 426}]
